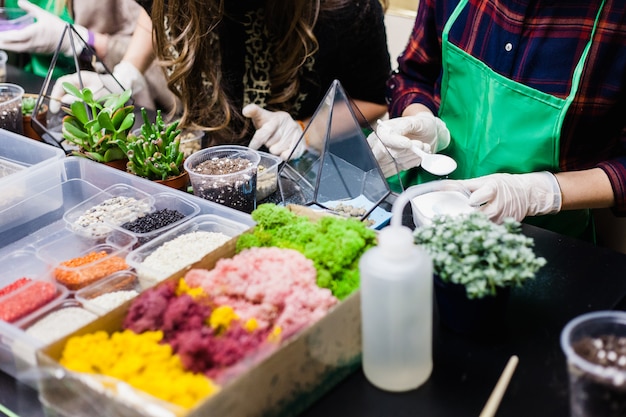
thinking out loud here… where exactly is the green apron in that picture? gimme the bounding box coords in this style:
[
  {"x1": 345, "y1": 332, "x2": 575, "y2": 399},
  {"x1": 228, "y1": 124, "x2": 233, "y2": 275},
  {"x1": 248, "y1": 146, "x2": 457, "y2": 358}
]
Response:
[
  {"x1": 6, "y1": 0, "x2": 75, "y2": 78},
  {"x1": 392, "y1": 0, "x2": 605, "y2": 238}
]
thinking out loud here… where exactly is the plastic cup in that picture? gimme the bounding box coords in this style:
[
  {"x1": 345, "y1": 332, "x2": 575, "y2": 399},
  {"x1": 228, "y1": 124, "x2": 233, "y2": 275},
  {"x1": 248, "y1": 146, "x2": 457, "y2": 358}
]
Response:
[
  {"x1": 178, "y1": 129, "x2": 204, "y2": 157},
  {"x1": 256, "y1": 151, "x2": 282, "y2": 201},
  {"x1": 0, "y1": 83, "x2": 24, "y2": 134},
  {"x1": 0, "y1": 50, "x2": 7, "y2": 83},
  {"x1": 561, "y1": 310, "x2": 626, "y2": 417},
  {"x1": 184, "y1": 145, "x2": 260, "y2": 213}
]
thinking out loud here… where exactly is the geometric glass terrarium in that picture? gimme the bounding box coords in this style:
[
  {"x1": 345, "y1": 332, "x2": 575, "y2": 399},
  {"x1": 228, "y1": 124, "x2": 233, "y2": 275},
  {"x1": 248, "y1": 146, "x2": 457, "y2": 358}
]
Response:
[
  {"x1": 31, "y1": 24, "x2": 127, "y2": 152},
  {"x1": 277, "y1": 80, "x2": 394, "y2": 228}
]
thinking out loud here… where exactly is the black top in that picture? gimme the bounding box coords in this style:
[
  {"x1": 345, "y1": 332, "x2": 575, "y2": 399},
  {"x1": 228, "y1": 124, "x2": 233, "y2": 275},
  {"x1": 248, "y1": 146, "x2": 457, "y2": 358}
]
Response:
[{"x1": 136, "y1": 0, "x2": 391, "y2": 120}]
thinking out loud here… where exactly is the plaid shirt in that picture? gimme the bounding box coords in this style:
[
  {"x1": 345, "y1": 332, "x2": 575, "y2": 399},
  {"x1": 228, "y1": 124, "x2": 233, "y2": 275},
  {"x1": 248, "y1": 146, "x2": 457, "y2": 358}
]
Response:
[{"x1": 387, "y1": 0, "x2": 626, "y2": 214}]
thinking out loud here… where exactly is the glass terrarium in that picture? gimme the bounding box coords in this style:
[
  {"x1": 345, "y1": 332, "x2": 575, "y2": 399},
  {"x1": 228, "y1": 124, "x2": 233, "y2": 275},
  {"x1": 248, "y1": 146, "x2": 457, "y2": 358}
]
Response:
[
  {"x1": 275, "y1": 80, "x2": 395, "y2": 229},
  {"x1": 31, "y1": 24, "x2": 127, "y2": 153}
]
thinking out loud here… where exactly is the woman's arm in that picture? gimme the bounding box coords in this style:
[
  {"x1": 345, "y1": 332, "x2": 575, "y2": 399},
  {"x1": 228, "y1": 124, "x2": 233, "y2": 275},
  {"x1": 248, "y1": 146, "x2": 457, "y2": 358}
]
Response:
[
  {"x1": 352, "y1": 99, "x2": 389, "y2": 124},
  {"x1": 555, "y1": 169, "x2": 615, "y2": 210},
  {"x1": 117, "y1": 7, "x2": 154, "y2": 73}
]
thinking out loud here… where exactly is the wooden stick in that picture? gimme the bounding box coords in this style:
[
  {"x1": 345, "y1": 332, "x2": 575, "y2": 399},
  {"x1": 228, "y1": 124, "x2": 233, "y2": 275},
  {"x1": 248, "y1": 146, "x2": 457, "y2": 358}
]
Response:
[{"x1": 479, "y1": 355, "x2": 519, "y2": 417}]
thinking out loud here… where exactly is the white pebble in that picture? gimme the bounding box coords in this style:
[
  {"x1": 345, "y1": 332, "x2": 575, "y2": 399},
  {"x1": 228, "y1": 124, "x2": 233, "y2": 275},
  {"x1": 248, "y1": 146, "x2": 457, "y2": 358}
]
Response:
[
  {"x1": 26, "y1": 307, "x2": 98, "y2": 344},
  {"x1": 74, "y1": 196, "x2": 152, "y2": 238},
  {"x1": 87, "y1": 290, "x2": 138, "y2": 312},
  {"x1": 138, "y1": 231, "x2": 231, "y2": 284}
]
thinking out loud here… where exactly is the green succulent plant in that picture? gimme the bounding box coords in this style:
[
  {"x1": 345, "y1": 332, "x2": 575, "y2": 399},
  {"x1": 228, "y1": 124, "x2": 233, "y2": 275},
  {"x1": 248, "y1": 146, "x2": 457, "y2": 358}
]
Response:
[
  {"x1": 413, "y1": 212, "x2": 546, "y2": 299},
  {"x1": 60, "y1": 82, "x2": 135, "y2": 163},
  {"x1": 22, "y1": 96, "x2": 37, "y2": 116},
  {"x1": 117, "y1": 108, "x2": 184, "y2": 181}
]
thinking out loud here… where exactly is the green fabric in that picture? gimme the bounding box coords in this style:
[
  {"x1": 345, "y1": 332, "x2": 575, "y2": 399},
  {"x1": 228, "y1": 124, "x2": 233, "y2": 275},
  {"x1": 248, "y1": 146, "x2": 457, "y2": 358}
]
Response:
[
  {"x1": 394, "y1": 0, "x2": 605, "y2": 239},
  {"x1": 6, "y1": 0, "x2": 75, "y2": 78},
  {"x1": 439, "y1": 41, "x2": 562, "y2": 178}
]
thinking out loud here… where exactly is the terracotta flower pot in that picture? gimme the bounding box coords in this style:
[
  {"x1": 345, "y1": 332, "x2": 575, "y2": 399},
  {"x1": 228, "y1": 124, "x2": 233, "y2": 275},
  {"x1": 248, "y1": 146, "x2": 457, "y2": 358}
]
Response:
[
  {"x1": 22, "y1": 94, "x2": 48, "y2": 141},
  {"x1": 103, "y1": 158, "x2": 129, "y2": 171},
  {"x1": 155, "y1": 170, "x2": 190, "y2": 192}
]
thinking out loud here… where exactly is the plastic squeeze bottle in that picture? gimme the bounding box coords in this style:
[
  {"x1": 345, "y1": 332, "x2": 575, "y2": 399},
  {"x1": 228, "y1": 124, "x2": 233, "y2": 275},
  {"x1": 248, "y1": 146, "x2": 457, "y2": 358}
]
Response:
[{"x1": 359, "y1": 224, "x2": 433, "y2": 391}]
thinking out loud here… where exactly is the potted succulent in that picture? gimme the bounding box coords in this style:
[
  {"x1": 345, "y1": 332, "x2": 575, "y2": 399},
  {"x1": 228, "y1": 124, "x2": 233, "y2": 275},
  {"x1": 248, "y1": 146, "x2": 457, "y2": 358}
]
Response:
[
  {"x1": 21, "y1": 93, "x2": 48, "y2": 141},
  {"x1": 413, "y1": 211, "x2": 547, "y2": 336},
  {"x1": 60, "y1": 83, "x2": 135, "y2": 169},
  {"x1": 118, "y1": 108, "x2": 188, "y2": 190}
]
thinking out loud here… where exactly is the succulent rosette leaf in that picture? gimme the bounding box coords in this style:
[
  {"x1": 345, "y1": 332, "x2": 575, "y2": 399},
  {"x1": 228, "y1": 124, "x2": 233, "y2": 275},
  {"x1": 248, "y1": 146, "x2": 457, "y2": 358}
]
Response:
[
  {"x1": 118, "y1": 108, "x2": 184, "y2": 181},
  {"x1": 60, "y1": 83, "x2": 135, "y2": 163},
  {"x1": 413, "y1": 211, "x2": 546, "y2": 299}
]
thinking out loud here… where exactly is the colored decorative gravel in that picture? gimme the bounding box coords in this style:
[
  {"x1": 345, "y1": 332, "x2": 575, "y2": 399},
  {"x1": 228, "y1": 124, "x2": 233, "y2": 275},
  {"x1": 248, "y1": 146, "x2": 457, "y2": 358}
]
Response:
[
  {"x1": 54, "y1": 251, "x2": 129, "y2": 290},
  {"x1": 60, "y1": 330, "x2": 220, "y2": 409},
  {"x1": 0, "y1": 280, "x2": 58, "y2": 323}
]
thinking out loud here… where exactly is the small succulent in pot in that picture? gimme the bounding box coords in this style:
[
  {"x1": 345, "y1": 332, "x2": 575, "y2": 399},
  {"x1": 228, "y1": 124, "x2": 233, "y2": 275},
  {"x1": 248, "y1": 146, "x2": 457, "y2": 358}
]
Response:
[
  {"x1": 60, "y1": 83, "x2": 135, "y2": 163},
  {"x1": 413, "y1": 211, "x2": 547, "y2": 299},
  {"x1": 22, "y1": 95, "x2": 37, "y2": 117},
  {"x1": 118, "y1": 108, "x2": 184, "y2": 181},
  {"x1": 21, "y1": 93, "x2": 49, "y2": 141}
]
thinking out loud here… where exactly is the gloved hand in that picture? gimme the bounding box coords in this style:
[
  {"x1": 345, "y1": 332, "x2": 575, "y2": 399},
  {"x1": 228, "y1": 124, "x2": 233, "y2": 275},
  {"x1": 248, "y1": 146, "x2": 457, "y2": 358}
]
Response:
[
  {"x1": 242, "y1": 104, "x2": 305, "y2": 161},
  {"x1": 0, "y1": 0, "x2": 89, "y2": 56},
  {"x1": 459, "y1": 172, "x2": 562, "y2": 224},
  {"x1": 377, "y1": 112, "x2": 451, "y2": 153},
  {"x1": 49, "y1": 61, "x2": 148, "y2": 113},
  {"x1": 366, "y1": 131, "x2": 420, "y2": 178},
  {"x1": 367, "y1": 118, "x2": 435, "y2": 177}
]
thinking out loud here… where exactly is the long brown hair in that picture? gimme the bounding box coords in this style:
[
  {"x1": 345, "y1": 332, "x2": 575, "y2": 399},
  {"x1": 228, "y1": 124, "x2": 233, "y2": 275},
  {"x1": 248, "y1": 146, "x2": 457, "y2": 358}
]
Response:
[{"x1": 151, "y1": 0, "x2": 388, "y2": 144}]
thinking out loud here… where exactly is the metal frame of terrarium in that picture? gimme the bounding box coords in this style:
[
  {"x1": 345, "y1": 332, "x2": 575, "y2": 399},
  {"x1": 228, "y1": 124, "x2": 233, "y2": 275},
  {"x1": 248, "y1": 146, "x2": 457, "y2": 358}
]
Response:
[
  {"x1": 31, "y1": 24, "x2": 128, "y2": 153},
  {"x1": 276, "y1": 79, "x2": 403, "y2": 227}
]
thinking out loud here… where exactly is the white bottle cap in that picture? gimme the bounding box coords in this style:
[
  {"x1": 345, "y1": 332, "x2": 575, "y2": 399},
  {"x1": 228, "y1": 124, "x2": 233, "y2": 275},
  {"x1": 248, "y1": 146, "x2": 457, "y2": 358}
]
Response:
[{"x1": 378, "y1": 225, "x2": 415, "y2": 260}]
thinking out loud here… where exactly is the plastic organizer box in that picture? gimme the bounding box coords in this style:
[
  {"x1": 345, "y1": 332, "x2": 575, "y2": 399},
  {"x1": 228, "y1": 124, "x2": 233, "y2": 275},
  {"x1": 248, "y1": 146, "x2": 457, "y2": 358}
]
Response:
[
  {"x1": 0, "y1": 157, "x2": 255, "y2": 383},
  {"x1": 36, "y1": 229, "x2": 136, "y2": 291},
  {"x1": 74, "y1": 271, "x2": 143, "y2": 316},
  {"x1": 38, "y1": 234, "x2": 362, "y2": 417},
  {"x1": 0, "y1": 250, "x2": 68, "y2": 326},
  {"x1": 0, "y1": 129, "x2": 65, "y2": 212},
  {"x1": 0, "y1": 129, "x2": 65, "y2": 178},
  {"x1": 63, "y1": 183, "x2": 156, "y2": 239},
  {"x1": 64, "y1": 184, "x2": 201, "y2": 246}
]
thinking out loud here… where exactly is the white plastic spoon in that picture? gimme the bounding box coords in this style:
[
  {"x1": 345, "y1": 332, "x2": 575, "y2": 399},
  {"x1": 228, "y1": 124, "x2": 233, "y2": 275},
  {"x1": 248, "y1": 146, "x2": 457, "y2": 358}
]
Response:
[{"x1": 411, "y1": 142, "x2": 457, "y2": 176}]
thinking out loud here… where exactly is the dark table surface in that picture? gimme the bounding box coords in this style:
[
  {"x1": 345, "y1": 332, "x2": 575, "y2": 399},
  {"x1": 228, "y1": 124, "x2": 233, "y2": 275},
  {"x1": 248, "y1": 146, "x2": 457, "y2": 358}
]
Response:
[
  {"x1": 300, "y1": 222, "x2": 626, "y2": 417},
  {"x1": 4, "y1": 64, "x2": 626, "y2": 416}
]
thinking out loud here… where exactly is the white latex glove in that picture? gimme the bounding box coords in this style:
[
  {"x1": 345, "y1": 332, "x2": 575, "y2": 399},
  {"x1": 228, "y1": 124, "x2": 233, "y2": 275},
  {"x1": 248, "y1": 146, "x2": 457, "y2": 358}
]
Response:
[
  {"x1": 0, "y1": 0, "x2": 89, "y2": 56},
  {"x1": 366, "y1": 131, "x2": 419, "y2": 178},
  {"x1": 367, "y1": 119, "x2": 428, "y2": 177},
  {"x1": 242, "y1": 104, "x2": 305, "y2": 161},
  {"x1": 459, "y1": 172, "x2": 562, "y2": 224},
  {"x1": 377, "y1": 112, "x2": 451, "y2": 153},
  {"x1": 49, "y1": 61, "x2": 147, "y2": 113}
]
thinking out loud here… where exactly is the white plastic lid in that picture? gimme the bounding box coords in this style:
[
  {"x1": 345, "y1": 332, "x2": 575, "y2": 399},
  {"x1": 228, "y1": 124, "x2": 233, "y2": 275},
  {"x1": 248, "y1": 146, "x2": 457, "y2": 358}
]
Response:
[
  {"x1": 378, "y1": 225, "x2": 415, "y2": 260},
  {"x1": 411, "y1": 190, "x2": 474, "y2": 227}
]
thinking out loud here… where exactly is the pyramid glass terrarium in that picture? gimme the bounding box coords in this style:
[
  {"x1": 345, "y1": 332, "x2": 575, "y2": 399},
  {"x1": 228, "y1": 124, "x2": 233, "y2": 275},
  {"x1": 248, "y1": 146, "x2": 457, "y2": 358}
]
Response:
[
  {"x1": 31, "y1": 24, "x2": 127, "y2": 153},
  {"x1": 275, "y1": 80, "x2": 394, "y2": 228}
]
